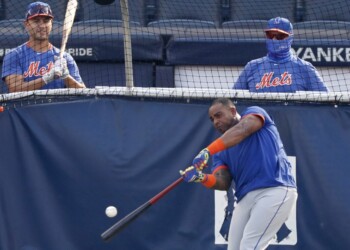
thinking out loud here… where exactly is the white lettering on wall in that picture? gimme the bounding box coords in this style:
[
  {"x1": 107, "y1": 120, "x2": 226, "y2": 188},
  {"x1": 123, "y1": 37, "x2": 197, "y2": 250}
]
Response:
[
  {"x1": 292, "y1": 47, "x2": 350, "y2": 62},
  {"x1": 333, "y1": 48, "x2": 344, "y2": 62},
  {"x1": 317, "y1": 47, "x2": 331, "y2": 62},
  {"x1": 66, "y1": 48, "x2": 93, "y2": 56}
]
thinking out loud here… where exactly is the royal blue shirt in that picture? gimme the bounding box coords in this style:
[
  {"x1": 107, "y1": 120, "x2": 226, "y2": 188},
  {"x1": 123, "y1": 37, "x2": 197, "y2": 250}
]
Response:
[
  {"x1": 2, "y1": 42, "x2": 83, "y2": 90},
  {"x1": 233, "y1": 55, "x2": 328, "y2": 92},
  {"x1": 211, "y1": 106, "x2": 296, "y2": 201}
]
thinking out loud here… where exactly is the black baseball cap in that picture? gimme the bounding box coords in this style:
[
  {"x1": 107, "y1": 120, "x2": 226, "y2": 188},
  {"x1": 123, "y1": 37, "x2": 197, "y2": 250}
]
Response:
[{"x1": 26, "y1": 2, "x2": 54, "y2": 20}]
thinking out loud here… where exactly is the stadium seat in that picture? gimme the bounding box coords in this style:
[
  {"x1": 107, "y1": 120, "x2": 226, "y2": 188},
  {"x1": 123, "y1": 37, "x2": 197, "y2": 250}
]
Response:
[
  {"x1": 76, "y1": 0, "x2": 144, "y2": 26},
  {"x1": 4, "y1": 0, "x2": 68, "y2": 21},
  {"x1": 221, "y1": 20, "x2": 267, "y2": 30},
  {"x1": 293, "y1": 0, "x2": 350, "y2": 37},
  {"x1": 0, "y1": 0, "x2": 5, "y2": 20},
  {"x1": 222, "y1": 0, "x2": 295, "y2": 25},
  {"x1": 147, "y1": 19, "x2": 216, "y2": 29},
  {"x1": 221, "y1": 20, "x2": 267, "y2": 39},
  {"x1": 293, "y1": 20, "x2": 350, "y2": 31},
  {"x1": 77, "y1": 62, "x2": 154, "y2": 88},
  {"x1": 302, "y1": 0, "x2": 350, "y2": 22},
  {"x1": 147, "y1": 0, "x2": 220, "y2": 28},
  {"x1": 73, "y1": 19, "x2": 140, "y2": 28},
  {"x1": 0, "y1": 19, "x2": 28, "y2": 59},
  {"x1": 0, "y1": 19, "x2": 26, "y2": 33},
  {"x1": 0, "y1": 19, "x2": 62, "y2": 49},
  {"x1": 293, "y1": 20, "x2": 350, "y2": 40}
]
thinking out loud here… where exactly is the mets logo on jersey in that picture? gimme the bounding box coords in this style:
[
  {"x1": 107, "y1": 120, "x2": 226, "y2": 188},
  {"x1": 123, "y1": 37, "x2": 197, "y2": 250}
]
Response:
[
  {"x1": 255, "y1": 72, "x2": 292, "y2": 90},
  {"x1": 23, "y1": 61, "x2": 54, "y2": 78}
]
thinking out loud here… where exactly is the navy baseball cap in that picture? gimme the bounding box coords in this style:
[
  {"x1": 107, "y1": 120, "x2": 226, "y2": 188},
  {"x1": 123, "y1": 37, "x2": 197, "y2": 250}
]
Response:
[
  {"x1": 26, "y1": 2, "x2": 53, "y2": 20},
  {"x1": 265, "y1": 17, "x2": 293, "y2": 35}
]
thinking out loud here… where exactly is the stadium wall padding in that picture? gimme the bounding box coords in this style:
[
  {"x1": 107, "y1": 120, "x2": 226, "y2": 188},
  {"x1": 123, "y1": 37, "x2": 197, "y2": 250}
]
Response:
[{"x1": 0, "y1": 97, "x2": 349, "y2": 250}]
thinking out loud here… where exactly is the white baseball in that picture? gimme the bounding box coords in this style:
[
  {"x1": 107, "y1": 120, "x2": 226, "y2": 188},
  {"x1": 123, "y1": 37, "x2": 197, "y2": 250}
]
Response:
[{"x1": 105, "y1": 206, "x2": 118, "y2": 218}]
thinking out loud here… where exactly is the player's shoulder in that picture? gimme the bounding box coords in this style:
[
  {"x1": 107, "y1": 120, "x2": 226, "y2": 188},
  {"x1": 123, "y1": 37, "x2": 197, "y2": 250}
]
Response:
[
  {"x1": 61, "y1": 50, "x2": 75, "y2": 61},
  {"x1": 291, "y1": 55, "x2": 314, "y2": 67},
  {"x1": 243, "y1": 56, "x2": 268, "y2": 73},
  {"x1": 7, "y1": 43, "x2": 28, "y2": 54},
  {"x1": 247, "y1": 56, "x2": 268, "y2": 66},
  {"x1": 3, "y1": 43, "x2": 29, "y2": 60},
  {"x1": 243, "y1": 106, "x2": 267, "y2": 114},
  {"x1": 242, "y1": 106, "x2": 273, "y2": 125},
  {"x1": 51, "y1": 45, "x2": 75, "y2": 61},
  {"x1": 51, "y1": 45, "x2": 60, "y2": 54},
  {"x1": 243, "y1": 106, "x2": 268, "y2": 117}
]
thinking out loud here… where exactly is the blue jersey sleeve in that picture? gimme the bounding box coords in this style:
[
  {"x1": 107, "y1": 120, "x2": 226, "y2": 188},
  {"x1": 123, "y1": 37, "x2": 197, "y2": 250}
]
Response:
[
  {"x1": 233, "y1": 62, "x2": 252, "y2": 89},
  {"x1": 211, "y1": 153, "x2": 227, "y2": 172},
  {"x1": 64, "y1": 53, "x2": 83, "y2": 83},
  {"x1": 2, "y1": 49, "x2": 21, "y2": 80},
  {"x1": 241, "y1": 106, "x2": 273, "y2": 125},
  {"x1": 302, "y1": 62, "x2": 328, "y2": 91}
]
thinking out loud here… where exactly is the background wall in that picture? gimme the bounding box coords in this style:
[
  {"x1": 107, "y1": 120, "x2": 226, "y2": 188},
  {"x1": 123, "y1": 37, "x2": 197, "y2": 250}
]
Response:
[{"x1": 1, "y1": 0, "x2": 350, "y2": 93}]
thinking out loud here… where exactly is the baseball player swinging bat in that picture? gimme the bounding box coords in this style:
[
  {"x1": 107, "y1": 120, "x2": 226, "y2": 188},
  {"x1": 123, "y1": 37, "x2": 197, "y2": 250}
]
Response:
[{"x1": 54, "y1": 0, "x2": 78, "y2": 78}]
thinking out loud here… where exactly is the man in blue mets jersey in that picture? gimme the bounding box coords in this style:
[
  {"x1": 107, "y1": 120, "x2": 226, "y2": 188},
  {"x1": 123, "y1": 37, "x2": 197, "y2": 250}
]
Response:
[
  {"x1": 233, "y1": 17, "x2": 328, "y2": 92},
  {"x1": 2, "y1": 2, "x2": 85, "y2": 93},
  {"x1": 181, "y1": 98, "x2": 297, "y2": 250}
]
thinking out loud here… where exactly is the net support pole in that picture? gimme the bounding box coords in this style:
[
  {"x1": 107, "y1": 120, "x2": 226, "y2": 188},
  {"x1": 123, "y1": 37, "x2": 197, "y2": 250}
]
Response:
[{"x1": 120, "y1": 0, "x2": 134, "y2": 89}]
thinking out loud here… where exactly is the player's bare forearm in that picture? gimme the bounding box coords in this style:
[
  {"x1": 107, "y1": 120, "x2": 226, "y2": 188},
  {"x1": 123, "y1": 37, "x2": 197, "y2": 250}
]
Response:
[
  {"x1": 64, "y1": 77, "x2": 86, "y2": 88},
  {"x1": 221, "y1": 114, "x2": 264, "y2": 148},
  {"x1": 6, "y1": 75, "x2": 45, "y2": 92},
  {"x1": 210, "y1": 168, "x2": 232, "y2": 191}
]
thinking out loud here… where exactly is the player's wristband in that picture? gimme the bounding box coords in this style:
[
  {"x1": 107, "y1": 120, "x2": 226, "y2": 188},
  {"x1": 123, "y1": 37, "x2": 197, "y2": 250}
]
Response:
[
  {"x1": 201, "y1": 174, "x2": 216, "y2": 188},
  {"x1": 207, "y1": 138, "x2": 227, "y2": 155}
]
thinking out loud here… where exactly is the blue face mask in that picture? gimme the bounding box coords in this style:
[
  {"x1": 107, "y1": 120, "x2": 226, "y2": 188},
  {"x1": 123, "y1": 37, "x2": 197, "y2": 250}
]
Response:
[{"x1": 266, "y1": 36, "x2": 293, "y2": 62}]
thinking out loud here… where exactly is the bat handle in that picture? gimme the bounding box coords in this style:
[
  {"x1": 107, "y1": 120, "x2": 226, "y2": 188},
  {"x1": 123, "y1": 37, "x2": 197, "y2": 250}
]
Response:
[
  {"x1": 54, "y1": 54, "x2": 64, "y2": 79},
  {"x1": 149, "y1": 177, "x2": 183, "y2": 204}
]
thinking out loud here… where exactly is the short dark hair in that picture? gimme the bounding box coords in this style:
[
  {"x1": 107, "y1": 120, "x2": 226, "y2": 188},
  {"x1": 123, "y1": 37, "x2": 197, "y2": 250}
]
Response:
[{"x1": 210, "y1": 98, "x2": 235, "y2": 108}]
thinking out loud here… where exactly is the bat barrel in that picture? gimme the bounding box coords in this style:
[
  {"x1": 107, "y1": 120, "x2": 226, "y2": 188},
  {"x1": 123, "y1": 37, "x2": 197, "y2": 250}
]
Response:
[
  {"x1": 149, "y1": 177, "x2": 183, "y2": 204},
  {"x1": 101, "y1": 176, "x2": 183, "y2": 241},
  {"x1": 101, "y1": 202, "x2": 151, "y2": 241}
]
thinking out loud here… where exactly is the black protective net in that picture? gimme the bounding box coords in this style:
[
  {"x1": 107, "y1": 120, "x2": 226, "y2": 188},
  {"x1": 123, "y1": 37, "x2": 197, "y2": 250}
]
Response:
[{"x1": 0, "y1": 0, "x2": 350, "y2": 104}]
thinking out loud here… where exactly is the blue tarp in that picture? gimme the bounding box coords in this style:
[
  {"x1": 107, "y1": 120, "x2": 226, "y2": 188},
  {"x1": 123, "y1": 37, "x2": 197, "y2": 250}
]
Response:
[{"x1": 0, "y1": 97, "x2": 349, "y2": 249}]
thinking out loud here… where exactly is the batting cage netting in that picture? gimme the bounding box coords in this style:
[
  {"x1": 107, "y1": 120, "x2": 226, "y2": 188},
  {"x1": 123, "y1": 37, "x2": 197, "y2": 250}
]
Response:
[
  {"x1": 0, "y1": 0, "x2": 349, "y2": 104},
  {"x1": 1, "y1": 1, "x2": 350, "y2": 250}
]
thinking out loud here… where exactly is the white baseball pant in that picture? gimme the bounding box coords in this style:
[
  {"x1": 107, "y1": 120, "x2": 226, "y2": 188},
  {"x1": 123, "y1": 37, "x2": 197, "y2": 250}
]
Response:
[{"x1": 227, "y1": 186, "x2": 298, "y2": 250}]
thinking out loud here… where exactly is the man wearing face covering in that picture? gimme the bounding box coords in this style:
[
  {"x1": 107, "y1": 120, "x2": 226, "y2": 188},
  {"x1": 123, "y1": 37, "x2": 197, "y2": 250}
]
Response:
[{"x1": 233, "y1": 17, "x2": 328, "y2": 92}]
